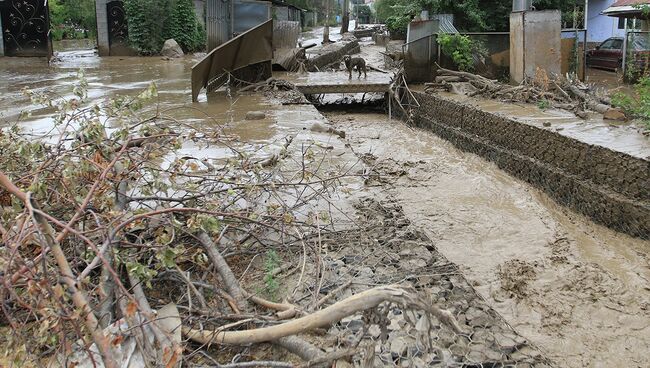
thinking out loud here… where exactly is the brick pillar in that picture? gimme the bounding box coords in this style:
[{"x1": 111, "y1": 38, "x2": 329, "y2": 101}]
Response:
[{"x1": 96, "y1": 0, "x2": 110, "y2": 56}]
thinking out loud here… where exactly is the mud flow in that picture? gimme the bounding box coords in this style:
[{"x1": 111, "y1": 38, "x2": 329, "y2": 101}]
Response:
[{"x1": 1, "y1": 35, "x2": 648, "y2": 368}]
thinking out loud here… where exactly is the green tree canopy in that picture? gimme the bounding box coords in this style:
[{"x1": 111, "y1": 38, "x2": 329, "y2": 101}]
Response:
[{"x1": 374, "y1": 0, "x2": 584, "y2": 33}]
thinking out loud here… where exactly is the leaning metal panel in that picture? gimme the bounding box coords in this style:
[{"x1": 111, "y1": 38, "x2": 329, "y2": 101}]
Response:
[{"x1": 0, "y1": 0, "x2": 50, "y2": 57}]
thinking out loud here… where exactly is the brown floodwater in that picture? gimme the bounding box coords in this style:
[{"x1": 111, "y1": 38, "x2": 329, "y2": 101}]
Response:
[
  {"x1": 326, "y1": 111, "x2": 650, "y2": 367},
  {"x1": 2, "y1": 41, "x2": 649, "y2": 367}
]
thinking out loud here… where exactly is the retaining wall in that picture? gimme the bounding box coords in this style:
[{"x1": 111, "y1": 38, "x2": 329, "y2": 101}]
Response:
[{"x1": 411, "y1": 92, "x2": 650, "y2": 239}]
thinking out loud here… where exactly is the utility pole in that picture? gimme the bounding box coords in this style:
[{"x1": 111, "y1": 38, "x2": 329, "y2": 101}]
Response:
[
  {"x1": 341, "y1": 0, "x2": 350, "y2": 34},
  {"x1": 323, "y1": 0, "x2": 331, "y2": 43}
]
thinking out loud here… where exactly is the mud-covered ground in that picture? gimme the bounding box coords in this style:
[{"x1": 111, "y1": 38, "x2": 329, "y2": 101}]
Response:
[{"x1": 323, "y1": 110, "x2": 650, "y2": 367}]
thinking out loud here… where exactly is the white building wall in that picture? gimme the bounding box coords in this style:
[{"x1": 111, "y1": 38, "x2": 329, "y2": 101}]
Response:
[{"x1": 588, "y1": 0, "x2": 625, "y2": 43}]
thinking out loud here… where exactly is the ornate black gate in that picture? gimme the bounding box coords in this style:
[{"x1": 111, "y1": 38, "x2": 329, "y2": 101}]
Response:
[
  {"x1": 107, "y1": 0, "x2": 130, "y2": 55},
  {"x1": 0, "y1": 0, "x2": 51, "y2": 57}
]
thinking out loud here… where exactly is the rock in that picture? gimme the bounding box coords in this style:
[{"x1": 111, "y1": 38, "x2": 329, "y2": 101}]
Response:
[
  {"x1": 390, "y1": 337, "x2": 408, "y2": 357},
  {"x1": 161, "y1": 39, "x2": 184, "y2": 58},
  {"x1": 603, "y1": 108, "x2": 627, "y2": 121},
  {"x1": 542, "y1": 121, "x2": 552, "y2": 127},
  {"x1": 339, "y1": 315, "x2": 364, "y2": 333},
  {"x1": 245, "y1": 111, "x2": 266, "y2": 120},
  {"x1": 309, "y1": 121, "x2": 346, "y2": 138}
]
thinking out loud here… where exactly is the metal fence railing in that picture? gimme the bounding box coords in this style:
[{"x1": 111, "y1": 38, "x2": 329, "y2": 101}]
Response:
[
  {"x1": 623, "y1": 30, "x2": 650, "y2": 79},
  {"x1": 402, "y1": 34, "x2": 438, "y2": 83}
]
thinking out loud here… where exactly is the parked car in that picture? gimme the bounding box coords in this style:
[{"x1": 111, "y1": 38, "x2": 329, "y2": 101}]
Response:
[{"x1": 587, "y1": 36, "x2": 650, "y2": 72}]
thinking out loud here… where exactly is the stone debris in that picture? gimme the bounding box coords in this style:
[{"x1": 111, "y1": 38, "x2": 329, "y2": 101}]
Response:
[{"x1": 160, "y1": 39, "x2": 184, "y2": 58}]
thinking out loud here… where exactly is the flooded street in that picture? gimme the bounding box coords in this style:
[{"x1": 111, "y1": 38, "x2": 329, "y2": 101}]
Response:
[
  {"x1": 1, "y1": 37, "x2": 649, "y2": 367},
  {"x1": 325, "y1": 111, "x2": 650, "y2": 367}
]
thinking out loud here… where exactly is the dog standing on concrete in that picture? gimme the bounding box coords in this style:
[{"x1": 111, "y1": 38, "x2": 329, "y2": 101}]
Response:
[{"x1": 343, "y1": 55, "x2": 367, "y2": 80}]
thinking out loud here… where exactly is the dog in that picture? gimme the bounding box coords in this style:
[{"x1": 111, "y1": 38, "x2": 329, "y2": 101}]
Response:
[{"x1": 343, "y1": 55, "x2": 367, "y2": 80}]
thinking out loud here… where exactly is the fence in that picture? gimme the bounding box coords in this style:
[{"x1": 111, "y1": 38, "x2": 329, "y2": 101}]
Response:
[
  {"x1": 560, "y1": 29, "x2": 586, "y2": 80},
  {"x1": 623, "y1": 30, "x2": 650, "y2": 79},
  {"x1": 402, "y1": 34, "x2": 438, "y2": 83},
  {"x1": 273, "y1": 21, "x2": 300, "y2": 50},
  {"x1": 402, "y1": 30, "x2": 586, "y2": 83}
]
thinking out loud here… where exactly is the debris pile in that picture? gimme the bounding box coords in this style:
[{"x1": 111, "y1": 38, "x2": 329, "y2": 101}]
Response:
[
  {"x1": 0, "y1": 77, "x2": 553, "y2": 367},
  {"x1": 426, "y1": 67, "x2": 623, "y2": 119}
]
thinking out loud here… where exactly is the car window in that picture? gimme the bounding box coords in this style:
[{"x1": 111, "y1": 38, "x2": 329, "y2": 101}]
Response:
[
  {"x1": 611, "y1": 39, "x2": 623, "y2": 49},
  {"x1": 600, "y1": 39, "x2": 615, "y2": 49}
]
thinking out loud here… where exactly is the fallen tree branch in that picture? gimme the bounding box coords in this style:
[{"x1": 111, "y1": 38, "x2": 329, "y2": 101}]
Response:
[{"x1": 183, "y1": 285, "x2": 462, "y2": 345}]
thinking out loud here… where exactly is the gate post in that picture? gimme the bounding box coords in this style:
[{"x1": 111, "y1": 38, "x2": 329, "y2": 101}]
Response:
[
  {"x1": 96, "y1": 0, "x2": 110, "y2": 56},
  {"x1": 0, "y1": 12, "x2": 4, "y2": 56}
]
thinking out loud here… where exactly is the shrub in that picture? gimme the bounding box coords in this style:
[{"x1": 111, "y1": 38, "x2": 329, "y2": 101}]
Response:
[
  {"x1": 123, "y1": 0, "x2": 171, "y2": 55},
  {"x1": 438, "y1": 34, "x2": 475, "y2": 72},
  {"x1": 612, "y1": 76, "x2": 650, "y2": 129},
  {"x1": 167, "y1": 0, "x2": 206, "y2": 52}
]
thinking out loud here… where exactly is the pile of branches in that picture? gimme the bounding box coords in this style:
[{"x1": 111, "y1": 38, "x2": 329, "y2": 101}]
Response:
[
  {"x1": 0, "y1": 75, "x2": 459, "y2": 367},
  {"x1": 426, "y1": 67, "x2": 618, "y2": 119}
]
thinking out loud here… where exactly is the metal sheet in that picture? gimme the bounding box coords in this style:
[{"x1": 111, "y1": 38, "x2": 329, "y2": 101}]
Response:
[
  {"x1": 192, "y1": 19, "x2": 273, "y2": 101},
  {"x1": 206, "y1": 0, "x2": 231, "y2": 51},
  {"x1": 273, "y1": 20, "x2": 299, "y2": 49},
  {"x1": 233, "y1": 0, "x2": 270, "y2": 36}
]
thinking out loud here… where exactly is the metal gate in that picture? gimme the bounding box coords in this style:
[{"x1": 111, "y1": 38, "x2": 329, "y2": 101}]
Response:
[
  {"x1": 0, "y1": 0, "x2": 51, "y2": 57},
  {"x1": 106, "y1": 0, "x2": 129, "y2": 55}
]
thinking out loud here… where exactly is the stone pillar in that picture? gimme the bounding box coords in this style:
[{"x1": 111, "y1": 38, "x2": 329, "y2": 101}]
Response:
[
  {"x1": 510, "y1": 10, "x2": 561, "y2": 84},
  {"x1": 0, "y1": 13, "x2": 4, "y2": 56},
  {"x1": 96, "y1": 0, "x2": 110, "y2": 56}
]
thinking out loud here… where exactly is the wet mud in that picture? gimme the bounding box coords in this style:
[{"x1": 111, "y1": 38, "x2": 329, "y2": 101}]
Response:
[
  {"x1": 410, "y1": 92, "x2": 649, "y2": 239},
  {"x1": 3, "y1": 38, "x2": 649, "y2": 367},
  {"x1": 324, "y1": 111, "x2": 650, "y2": 367}
]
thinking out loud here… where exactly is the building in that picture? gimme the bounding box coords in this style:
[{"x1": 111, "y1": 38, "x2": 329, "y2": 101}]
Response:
[
  {"x1": 587, "y1": 0, "x2": 628, "y2": 44},
  {"x1": 602, "y1": 0, "x2": 650, "y2": 18}
]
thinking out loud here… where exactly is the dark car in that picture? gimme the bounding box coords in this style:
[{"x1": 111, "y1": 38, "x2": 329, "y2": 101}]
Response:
[{"x1": 587, "y1": 36, "x2": 650, "y2": 71}]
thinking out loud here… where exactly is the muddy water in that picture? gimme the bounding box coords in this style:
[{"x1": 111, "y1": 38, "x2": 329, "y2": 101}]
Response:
[{"x1": 326, "y1": 111, "x2": 650, "y2": 367}]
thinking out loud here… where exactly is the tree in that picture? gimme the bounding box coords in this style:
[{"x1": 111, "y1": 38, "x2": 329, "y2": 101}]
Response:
[{"x1": 373, "y1": 0, "x2": 585, "y2": 34}]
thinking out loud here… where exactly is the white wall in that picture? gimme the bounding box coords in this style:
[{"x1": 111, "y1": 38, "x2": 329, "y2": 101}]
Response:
[{"x1": 588, "y1": 0, "x2": 625, "y2": 43}]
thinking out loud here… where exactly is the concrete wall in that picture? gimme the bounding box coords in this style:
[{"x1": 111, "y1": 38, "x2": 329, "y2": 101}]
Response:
[
  {"x1": 96, "y1": 0, "x2": 110, "y2": 56},
  {"x1": 510, "y1": 10, "x2": 561, "y2": 83},
  {"x1": 588, "y1": 0, "x2": 625, "y2": 43},
  {"x1": 410, "y1": 92, "x2": 650, "y2": 239},
  {"x1": 510, "y1": 13, "x2": 524, "y2": 84}
]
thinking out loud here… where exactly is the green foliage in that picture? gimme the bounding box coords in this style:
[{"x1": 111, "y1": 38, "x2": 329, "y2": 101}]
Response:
[
  {"x1": 49, "y1": 0, "x2": 97, "y2": 40},
  {"x1": 123, "y1": 0, "x2": 170, "y2": 55},
  {"x1": 612, "y1": 76, "x2": 650, "y2": 129},
  {"x1": 374, "y1": 0, "x2": 582, "y2": 33},
  {"x1": 385, "y1": 15, "x2": 410, "y2": 38},
  {"x1": 439, "y1": 34, "x2": 475, "y2": 72},
  {"x1": 263, "y1": 250, "x2": 281, "y2": 301},
  {"x1": 537, "y1": 100, "x2": 550, "y2": 110},
  {"x1": 123, "y1": 0, "x2": 205, "y2": 55},
  {"x1": 167, "y1": 0, "x2": 206, "y2": 52}
]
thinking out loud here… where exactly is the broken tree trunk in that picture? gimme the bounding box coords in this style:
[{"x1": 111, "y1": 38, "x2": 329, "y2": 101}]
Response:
[{"x1": 182, "y1": 285, "x2": 462, "y2": 345}]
